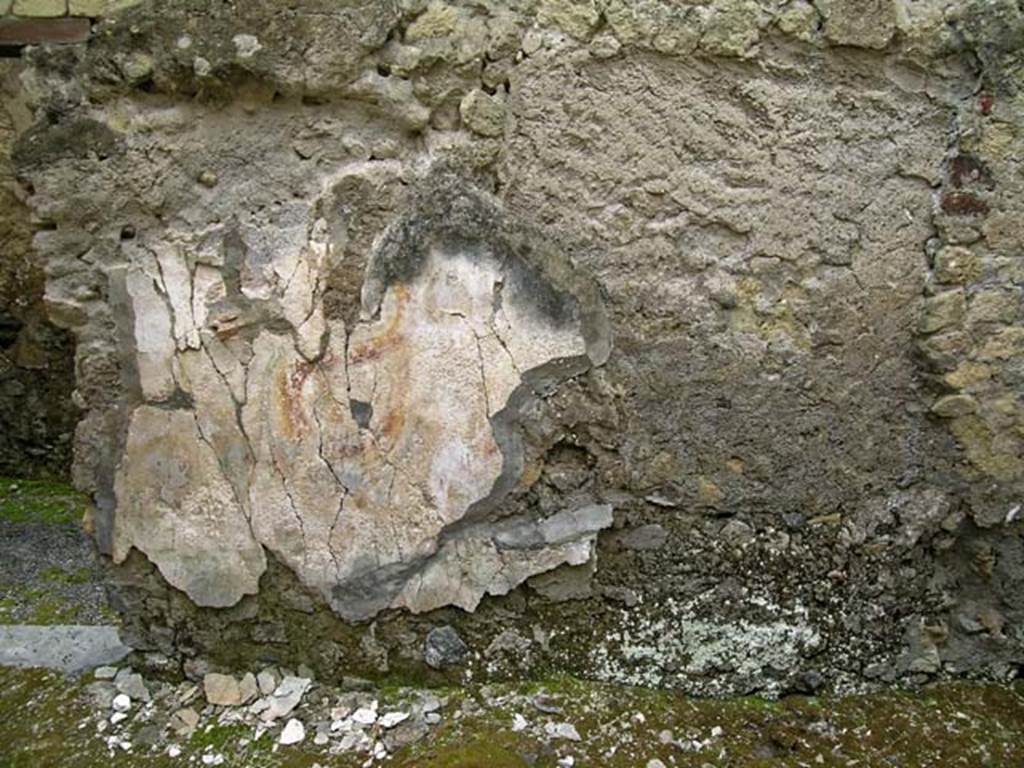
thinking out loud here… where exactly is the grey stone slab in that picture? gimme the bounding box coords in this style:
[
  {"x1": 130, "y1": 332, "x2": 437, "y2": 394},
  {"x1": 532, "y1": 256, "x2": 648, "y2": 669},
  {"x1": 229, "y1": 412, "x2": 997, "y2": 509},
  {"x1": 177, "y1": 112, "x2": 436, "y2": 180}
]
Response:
[{"x1": 0, "y1": 624, "x2": 131, "y2": 673}]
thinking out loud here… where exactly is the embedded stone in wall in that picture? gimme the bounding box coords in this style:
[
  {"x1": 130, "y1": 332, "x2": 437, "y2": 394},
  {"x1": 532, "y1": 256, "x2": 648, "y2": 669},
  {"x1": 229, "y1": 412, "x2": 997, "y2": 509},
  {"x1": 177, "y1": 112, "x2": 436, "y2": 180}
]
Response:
[{"x1": 11, "y1": 0, "x2": 66, "y2": 18}]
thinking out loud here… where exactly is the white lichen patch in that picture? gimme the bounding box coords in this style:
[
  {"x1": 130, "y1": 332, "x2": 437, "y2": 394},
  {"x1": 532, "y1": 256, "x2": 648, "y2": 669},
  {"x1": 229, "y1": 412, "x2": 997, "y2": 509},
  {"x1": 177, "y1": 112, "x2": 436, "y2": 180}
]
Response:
[{"x1": 588, "y1": 595, "x2": 820, "y2": 696}]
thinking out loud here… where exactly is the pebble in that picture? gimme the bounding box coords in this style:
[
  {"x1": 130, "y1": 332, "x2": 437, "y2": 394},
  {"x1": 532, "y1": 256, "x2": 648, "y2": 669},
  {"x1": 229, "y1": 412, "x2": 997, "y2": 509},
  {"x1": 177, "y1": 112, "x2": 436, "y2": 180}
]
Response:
[
  {"x1": 512, "y1": 713, "x2": 528, "y2": 732},
  {"x1": 647, "y1": 760, "x2": 667, "y2": 768},
  {"x1": 532, "y1": 694, "x2": 563, "y2": 714},
  {"x1": 114, "y1": 670, "x2": 151, "y2": 703},
  {"x1": 545, "y1": 722, "x2": 581, "y2": 742},
  {"x1": 204, "y1": 673, "x2": 244, "y2": 707},
  {"x1": 111, "y1": 694, "x2": 131, "y2": 713},
  {"x1": 94, "y1": 666, "x2": 118, "y2": 680},
  {"x1": 257, "y1": 668, "x2": 279, "y2": 695},
  {"x1": 200, "y1": 753, "x2": 224, "y2": 766},
  {"x1": 279, "y1": 718, "x2": 306, "y2": 746},
  {"x1": 379, "y1": 711, "x2": 409, "y2": 729},
  {"x1": 261, "y1": 676, "x2": 311, "y2": 722},
  {"x1": 167, "y1": 745, "x2": 181, "y2": 758},
  {"x1": 330, "y1": 705, "x2": 353, "y2": 721},
  {"x1": 169, "y1": 707, "x2": 200, "y2": 735},
  {"x1": 419, "y1": 693, "x2": 442, "y2": 713},
  {"x1": 110, "y1": 712, "x2": 128, "y2": 725},
  {"x1": 238, "y1": 673, "x2": 259, "y2": 705},
  {"x1": 177, "y1": 683, "x2": 199, "y2": 706},
  {"x1": 339, "y1": 732, "x2": 363, "y2": 751},
  {"x1": 85, "y1": 682, "x2": 117, "y2": 710},
  {"x1": 351, "y1": 706, "x2": 378, "y2": 726},
  {"x1": 557, "y1": 757, "x2": 575, "y2": 768},
  {"x1": 382, "y1": 718, "x2": 430, "y2": 751}
]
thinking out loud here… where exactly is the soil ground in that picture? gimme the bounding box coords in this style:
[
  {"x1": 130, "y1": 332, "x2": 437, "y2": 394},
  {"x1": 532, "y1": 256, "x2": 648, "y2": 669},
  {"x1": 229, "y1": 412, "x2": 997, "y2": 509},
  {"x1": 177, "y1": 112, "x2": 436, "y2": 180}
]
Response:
[{"x1": 1, "y1": 667, "x2": 1022, "y2": 767}]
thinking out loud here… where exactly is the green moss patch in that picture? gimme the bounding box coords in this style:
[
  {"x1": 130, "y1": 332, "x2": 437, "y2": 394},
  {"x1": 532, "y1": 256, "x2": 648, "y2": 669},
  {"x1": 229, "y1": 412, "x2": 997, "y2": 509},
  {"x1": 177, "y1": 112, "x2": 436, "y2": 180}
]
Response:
[{"x1": 0, "y1": 477, "x2": 91, "y2": 526}]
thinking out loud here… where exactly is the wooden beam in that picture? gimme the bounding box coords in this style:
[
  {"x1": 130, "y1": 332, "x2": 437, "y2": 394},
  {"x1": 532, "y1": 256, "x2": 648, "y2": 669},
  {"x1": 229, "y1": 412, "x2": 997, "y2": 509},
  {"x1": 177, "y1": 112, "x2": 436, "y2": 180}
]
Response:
[{"x1": 0, "y1": 17, "x2": 90, "y2": 47}]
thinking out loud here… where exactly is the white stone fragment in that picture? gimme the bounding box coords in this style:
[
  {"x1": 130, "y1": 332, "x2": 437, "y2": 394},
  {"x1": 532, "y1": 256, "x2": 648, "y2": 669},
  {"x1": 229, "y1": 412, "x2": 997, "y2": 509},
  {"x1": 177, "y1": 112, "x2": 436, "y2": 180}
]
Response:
[
  {"x1": 351, "y1": 707, "x2": 378, "y2": 726},
  {"x1": 261, "y1": 677, "x2": 311, "y2": 723},
  {"x1": 379, "y1": 711, "x2": 410, "y2": 729},
  {"x1": 112, "y1": 694, "x2": 131, "y2": 713},
  {"x1": 419, "y1": 693, "x2": 441, "y2": 714},
  {"x1": 545, "y1": 722, "x2": 581, "y2": 741},
  {"x1": 279, "y1": 718, "x2": 306, "y2": 746}
]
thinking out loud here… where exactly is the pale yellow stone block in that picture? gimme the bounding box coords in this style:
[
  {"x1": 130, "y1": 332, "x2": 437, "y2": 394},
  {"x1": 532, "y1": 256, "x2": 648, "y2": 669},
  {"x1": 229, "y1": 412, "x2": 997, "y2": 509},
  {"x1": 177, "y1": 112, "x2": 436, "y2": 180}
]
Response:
[
  {"x1": 68, "y1": 0, "x2": 139, "y2": 16},
  {"x1": 12, "y1": 0, "x2": 66, "y2": 17}
]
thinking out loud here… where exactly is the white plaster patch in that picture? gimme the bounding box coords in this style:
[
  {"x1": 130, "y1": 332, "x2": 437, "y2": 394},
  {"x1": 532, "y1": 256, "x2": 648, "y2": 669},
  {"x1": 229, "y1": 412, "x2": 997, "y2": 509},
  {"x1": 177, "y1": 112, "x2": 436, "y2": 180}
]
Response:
[{"x1": 111, "y1": 198, "x2": 608, "y2": 616}]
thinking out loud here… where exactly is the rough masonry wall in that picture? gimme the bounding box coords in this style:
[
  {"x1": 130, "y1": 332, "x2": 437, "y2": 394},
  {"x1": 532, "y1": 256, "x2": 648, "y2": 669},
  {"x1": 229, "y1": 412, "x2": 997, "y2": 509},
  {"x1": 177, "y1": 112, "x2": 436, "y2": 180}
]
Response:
[
  {"x1": 0, "y1": 0, "x2": 137, "y2": 478},
  {"x1": 9, "y1": 0, "x2": 1024, "y2": 696},
  {"x1": 0, "y1": 60, "x2": 77, "y2": 477}
]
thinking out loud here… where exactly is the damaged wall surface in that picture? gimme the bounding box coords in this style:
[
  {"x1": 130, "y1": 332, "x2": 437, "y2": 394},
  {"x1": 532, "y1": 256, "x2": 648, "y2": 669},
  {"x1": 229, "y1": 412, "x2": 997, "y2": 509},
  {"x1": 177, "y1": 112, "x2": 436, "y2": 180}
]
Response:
[
  {"x1": 7, "y1": 0, "x2": 1024, "y2": 696},
  {"x1": 0, "y1": 59, "x2": 77, "y2": 478}
]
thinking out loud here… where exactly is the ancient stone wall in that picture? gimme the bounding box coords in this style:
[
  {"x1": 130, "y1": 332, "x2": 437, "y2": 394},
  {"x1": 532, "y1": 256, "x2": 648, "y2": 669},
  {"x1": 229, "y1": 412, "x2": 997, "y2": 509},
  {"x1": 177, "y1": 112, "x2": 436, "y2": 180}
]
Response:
[
  {"x1": 8, "y1": 0, "x2": 1024, "y2": 696},
  {"x1": 0, "y1": 0, "x2": 142, "y2": 477},
  {"x1": 0, "y1": 59, "x2": 77, "y2": 477}
]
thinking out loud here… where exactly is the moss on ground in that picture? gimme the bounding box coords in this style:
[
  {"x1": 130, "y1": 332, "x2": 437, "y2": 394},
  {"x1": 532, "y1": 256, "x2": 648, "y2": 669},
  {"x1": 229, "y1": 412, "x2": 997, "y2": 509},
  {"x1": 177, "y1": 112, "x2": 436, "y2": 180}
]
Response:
[
  {"x1": 0, "y1": 477, "x2": 112, "y2": 626},
  {"x1": 40, "y1": 566, "x2": 94, "y2": 585},
  {"x1": 0, "y1": 477, "x2": 90, "y2": 526},
  {"x1": 0, "y1": 584, "x2": 81, "y2": 625},
  {"x1": 0, "y1": 581, "x2": 116, "y2": 626}
]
